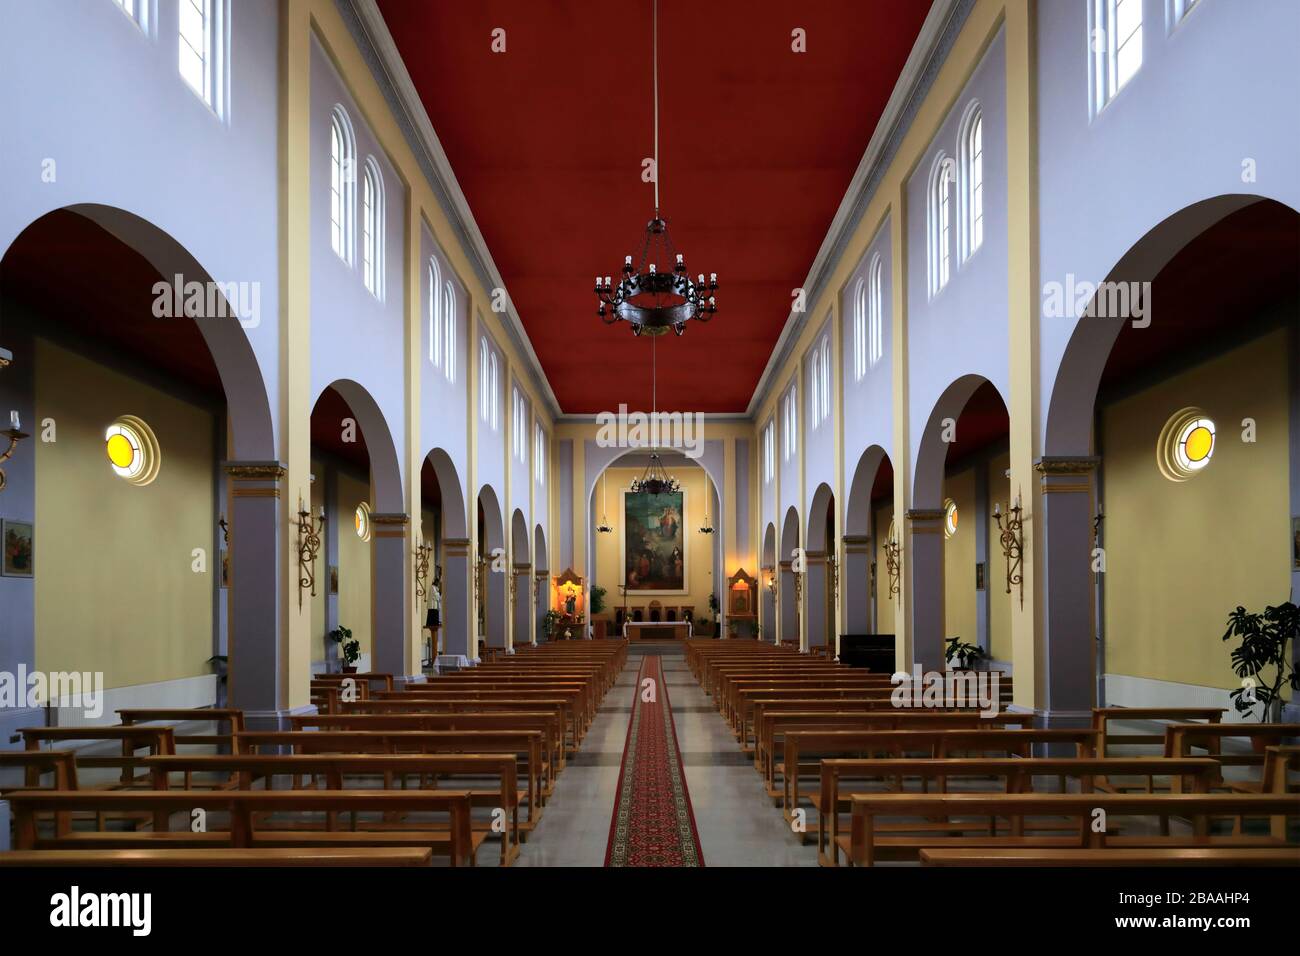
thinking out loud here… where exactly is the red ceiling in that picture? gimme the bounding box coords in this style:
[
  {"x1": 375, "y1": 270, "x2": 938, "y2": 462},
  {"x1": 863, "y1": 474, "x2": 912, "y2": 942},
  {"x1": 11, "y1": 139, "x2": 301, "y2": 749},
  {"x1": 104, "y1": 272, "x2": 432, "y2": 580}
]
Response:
[{"x1": 376, "y1": 0, "x2": 933, "y2": 413}]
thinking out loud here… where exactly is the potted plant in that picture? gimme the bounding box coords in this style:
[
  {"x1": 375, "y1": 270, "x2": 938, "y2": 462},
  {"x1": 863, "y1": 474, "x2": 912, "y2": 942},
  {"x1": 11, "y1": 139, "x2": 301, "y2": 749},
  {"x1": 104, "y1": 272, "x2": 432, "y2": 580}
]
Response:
[
  {"x1": 542, "y1": 609, "x2": 563, "y2": 640},
  {"x1": 590, "y1": 586, "x2": 607, "y2": 616},
  {"x1": 208, "y1": 655, "x2": 228, "y2": 708},
  {"x1": 1222, "y1": 601, "x2": 1299, "y2": 724},
  {"x1": 945, "y1": 637, "x2": 985, "y2": 670},
  {"x1": 329, "y1": 625, "x2": 360, "y2": 673}
]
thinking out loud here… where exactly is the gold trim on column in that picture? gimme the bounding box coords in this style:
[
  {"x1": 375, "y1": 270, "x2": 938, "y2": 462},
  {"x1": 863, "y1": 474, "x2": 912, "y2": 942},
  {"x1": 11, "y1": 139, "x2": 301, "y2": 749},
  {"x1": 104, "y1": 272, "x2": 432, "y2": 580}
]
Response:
[
  {"x1": 224, "y1": 462, "x2": 289, "y2": 481},
  {"x1": 1034, "y1": 457, "x2": 1100, "y2": 476}
]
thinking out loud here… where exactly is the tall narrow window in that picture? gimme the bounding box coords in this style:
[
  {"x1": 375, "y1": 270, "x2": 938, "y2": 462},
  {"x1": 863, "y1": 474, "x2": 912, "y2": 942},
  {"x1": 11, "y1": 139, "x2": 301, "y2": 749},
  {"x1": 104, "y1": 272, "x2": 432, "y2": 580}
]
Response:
[
  {"x1": 1170, "y1": 0, "x2": 1199, "y2": 26},
  {"x1": 1092, "y1": 0, "x2": 1143, "y2": 113},
  {"x1": 868, "y1": 255, "x2": 884, "y2": 367},
  {"x1": 490, "y1": 354, "x2": 500, "y2": 431},
  {"x1": 179, "y1": 0, "x2": 225, "y2": 114},
  {"x1": 853, "y1": 279, "x2": 867, "y2": 381},
  {"x1": 442, "y1": 283, "x2": 456, "y2": 382},
  {"x1": 329, "y1": 107, "x2": 356, "y2": 265},
  {"x1": 112, "y1": 0, "x2": 146, "y2": 28},
  {"x1": 535, "y1": 424, "x2": 547, "y2": 484},
  {"x1": 361, "y1": 158, "x2": 385, "y2": 300},
  {"x1": 819, "y1": 336, "x2": 831, "y2": 424},
  {"x1": 927, "y1": 152, "x2": 952, "y2": 296},
  {"x1": 479, "y1": 339, "x2": 490, "y2": 422},
  {"x1": 427, "y1": 259, "x2": 441, "y2": 368},
  {"x1": 809, "y1": 351, "x2": 822, "y2": 429},
  {"x1": 958, "y1": 103, "x2": 984, "y2": 262}
]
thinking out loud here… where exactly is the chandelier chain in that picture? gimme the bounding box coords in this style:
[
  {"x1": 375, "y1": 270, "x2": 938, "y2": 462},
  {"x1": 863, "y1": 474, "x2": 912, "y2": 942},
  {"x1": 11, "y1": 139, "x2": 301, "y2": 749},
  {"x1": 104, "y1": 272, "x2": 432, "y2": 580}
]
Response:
[{"x1": 653, "y1": 0, "x2": 659, "y2": 211}]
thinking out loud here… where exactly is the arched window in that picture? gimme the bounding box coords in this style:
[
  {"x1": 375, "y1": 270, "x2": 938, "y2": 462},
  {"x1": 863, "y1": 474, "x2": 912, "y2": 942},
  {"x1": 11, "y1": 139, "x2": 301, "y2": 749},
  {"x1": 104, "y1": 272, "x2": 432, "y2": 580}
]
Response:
[
  {"x1": 427, "y1": 258, "x2": 441, "y2": 368},
  {"x1": 442, "y1": 282, "x2": 456, "y2": 382},
  {"x1": 534, "y1": 424, "x2": 547, "y2": 485},
  {"x1": 179, "y1": 0, "x2": 216, "y2": 109},
  {"x1": 958, "y1": 103, "x2": 983, "y2": 262},
  {"x1": 479, "y1": 339, "x2": 490, "y2": 422},
  {"x1": 852, "y1": 278, "x2": 867, "y2": 381},
  {"x1": 112, "y1": 0, "x2": 146, "y2": 30},
  {"x1": 819, "y1": 336, "x2": 831, "y2": 424},
  {"x1": 329, "y1": 106, "x2": 356, "y2": 265},
  {"x1": 927, "y1": 152, "x2": 952, "y2": 296},
  {"x1": 361, "y1": 157, "x2": 385, "y2": 300},
  {"x1": 868, "y1": 254, "x2": 884, "y2": 367},
  {"x1": 489, "y1": 353, "x2": 500, "y2": 431},
  {"x1": 809, "y1": 350, "x2": 821, "y2": 428}
]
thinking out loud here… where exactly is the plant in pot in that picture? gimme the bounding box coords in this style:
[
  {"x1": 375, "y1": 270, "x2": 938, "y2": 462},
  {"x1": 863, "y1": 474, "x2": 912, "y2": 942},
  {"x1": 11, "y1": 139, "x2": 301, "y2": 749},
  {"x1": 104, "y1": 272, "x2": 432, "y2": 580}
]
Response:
[
  {"x1": 208, "y1": 655, "x2": 229, "y2": 708},
  {"x1": 590, "y1": 586, "x2": 607, "y2": 616},
  {"x1": 1222, "y1": 601, "x2": 1298, "y2": 725},
  {"x1": 329, "y1": 625, "x2": 360, "y2": 673},
  {"x1": 945, "y1": 637, "x2": 985, "y2": 671},
  {"x1": 541, "y1": 609, "x2": 563, "y2": 640},
  {"x1": 708, "y1": 593, "x2": 721, "y2": 637}
]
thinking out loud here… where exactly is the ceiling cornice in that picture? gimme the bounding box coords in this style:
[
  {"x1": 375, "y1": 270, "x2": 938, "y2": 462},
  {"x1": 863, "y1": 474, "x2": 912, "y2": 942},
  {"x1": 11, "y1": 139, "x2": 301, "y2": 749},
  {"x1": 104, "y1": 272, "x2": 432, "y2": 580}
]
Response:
[
  {"x1": 338, "y1": 0, "x2": 562, "y2": 419},
  {"x1": 744, "y1": 0, "x2": 971, "y2": 419}
]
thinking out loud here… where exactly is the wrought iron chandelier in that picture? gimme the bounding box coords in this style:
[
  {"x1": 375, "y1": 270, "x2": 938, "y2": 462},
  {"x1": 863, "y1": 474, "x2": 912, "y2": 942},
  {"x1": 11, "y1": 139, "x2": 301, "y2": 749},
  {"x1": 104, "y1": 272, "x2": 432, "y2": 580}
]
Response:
[{"x1": 595, "y1": 0, "x2": 717, "y2": 337}]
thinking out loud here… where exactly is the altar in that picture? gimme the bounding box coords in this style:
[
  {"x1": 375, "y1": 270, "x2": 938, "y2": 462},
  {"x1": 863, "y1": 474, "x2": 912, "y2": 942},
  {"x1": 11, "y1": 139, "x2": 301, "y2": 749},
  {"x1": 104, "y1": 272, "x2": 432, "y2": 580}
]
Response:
[{"x1": 623, "y1": 621, "x2": 692, "y2": 641}]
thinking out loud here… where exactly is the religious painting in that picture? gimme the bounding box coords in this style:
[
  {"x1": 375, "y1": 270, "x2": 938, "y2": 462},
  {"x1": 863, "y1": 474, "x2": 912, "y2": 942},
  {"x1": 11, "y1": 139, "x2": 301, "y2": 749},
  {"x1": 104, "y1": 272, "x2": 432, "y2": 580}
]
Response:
[
  {"x1": 623, "y1": 490, "x2": 686, "y2": 594},
  {"x1": 329, "y1": 564, "x2": 340, "y2": 594},
  {"x1": 1, "y1": 519, "x2": 33, "y2": 577}
]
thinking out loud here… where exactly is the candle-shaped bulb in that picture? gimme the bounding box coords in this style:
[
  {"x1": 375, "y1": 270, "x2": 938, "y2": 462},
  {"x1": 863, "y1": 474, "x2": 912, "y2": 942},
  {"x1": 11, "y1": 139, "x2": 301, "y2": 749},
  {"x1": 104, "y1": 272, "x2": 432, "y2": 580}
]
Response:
[
  {"x1": 698, "y1": 274, "x2": 705, "y2": 285},
  {"x1": 710, "y1": 272, "x2": 717, "y2": 284},
  {"x1": 319, "y1": 505, "x2": 326, "y2": 520},
  {"x1": 993, "y1": 502, "x2": 1001, "y2": 517},
  {"x1": 9, "y1": 410, "x2": 18, "y2": 430},
  {"x1": 625, "y1": 255, "x2": 632, "y2": 265},
  {"x1": 648, "y1": 263, "x2": 656, "y2": 274},
  {"x1": 604, "y1": 276, "x2": 611, "y2": 288},
  {"x1": 675, "y1": 253, "x2": 684, "y2": 264}
]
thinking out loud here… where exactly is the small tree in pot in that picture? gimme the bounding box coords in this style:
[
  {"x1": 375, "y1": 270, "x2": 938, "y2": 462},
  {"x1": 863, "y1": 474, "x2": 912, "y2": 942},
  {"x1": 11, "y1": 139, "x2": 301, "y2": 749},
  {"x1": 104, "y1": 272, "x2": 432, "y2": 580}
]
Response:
[
  {"x1": 1222, "y1": 601, "x2": 1298, "y2": 723},
  {"x1": 945, "y1": 637, "x2": 985, "y2": 671},
  {"x1": 329, "y1": 625, "x2": 360, "y2": 673}
]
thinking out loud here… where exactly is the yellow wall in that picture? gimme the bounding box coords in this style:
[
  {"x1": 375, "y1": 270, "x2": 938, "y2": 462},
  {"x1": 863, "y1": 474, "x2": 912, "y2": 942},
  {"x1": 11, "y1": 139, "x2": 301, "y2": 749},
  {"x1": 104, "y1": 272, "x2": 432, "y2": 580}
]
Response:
[
  {"x1": 943, "y1": 467, "x2": 978, "y2": 647},
  {"x1": 594, "y1": 466, "x2": 716, "y2": 618},
  {"x1": 336, "y1": 470, "x2": 373, "y2": 659},
  {"x1": 35, "y1": 339, "x2": 215, "y2": 689},
  {"x1": 1103, "y1": 330, "x2": 1291, "y2": 689},
  {"x1": 987, "y1": 452, "x2": 1012, "y2": 661}
]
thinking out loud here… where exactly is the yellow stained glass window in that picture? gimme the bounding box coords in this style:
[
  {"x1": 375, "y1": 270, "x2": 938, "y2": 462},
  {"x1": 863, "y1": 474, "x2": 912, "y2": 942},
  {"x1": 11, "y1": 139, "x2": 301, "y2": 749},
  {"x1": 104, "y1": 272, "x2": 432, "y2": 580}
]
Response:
[
  {"x1": 355, "y1": 502, "x2": 371, "y2": 541},
  {"x1": 1158, "y1": 409, "x2": 1215, "y2": 481},
  {"x1": 943, "y1": 499, "x2": 959, "y2": 538},
  {"x1": 105, "y1": 417, "x2": 160, "y2": 486}
]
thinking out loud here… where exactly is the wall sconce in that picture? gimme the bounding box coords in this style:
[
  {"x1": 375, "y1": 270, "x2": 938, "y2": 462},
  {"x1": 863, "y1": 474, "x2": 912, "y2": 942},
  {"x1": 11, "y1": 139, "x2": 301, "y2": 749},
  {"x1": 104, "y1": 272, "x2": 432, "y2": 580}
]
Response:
[
  {"x1": 763, "y1": 567, "x2": 777, "y2": 597},
  {"x1": 596, "y1": 473, "x2": 613, "y2": 533},
  {"x1": 827, "y1": 553, "x2": 838, "y2": 605},
  {"x1": 883, "y1": 535, "x2": 901, "y2": 601},
  {"x1": 792, "y1": 564, "x2": 803, "y2": 610},
  {"x1": 414, "y1": 538, "x2": 433, "y2": 600},
  {"x1": 1092, "y1": 506, "x2": 1104, "y2": 546},
  {"x1": 296, "y1": 497, "x2": 326, "y2": 609},
  {"x1": 0, "y1": 408, "x2": 29, "y2": 494},
  {"x1": 218, "y1": 514, "x2": 230, "y2": 548},
  {"x1": 992, "y1": 493, "x2": 1025, "y2": 608}
]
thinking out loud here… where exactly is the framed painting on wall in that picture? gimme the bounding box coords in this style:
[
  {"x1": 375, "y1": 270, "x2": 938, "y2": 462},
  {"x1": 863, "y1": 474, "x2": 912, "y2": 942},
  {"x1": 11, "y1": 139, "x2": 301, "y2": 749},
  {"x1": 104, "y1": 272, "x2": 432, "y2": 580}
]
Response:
[
  {"x1": 622, "y1": 489, "x2": 687, "y2": 594},
  {"x1": 2, "y1": 519, "x2": 34, "y2": 577}
]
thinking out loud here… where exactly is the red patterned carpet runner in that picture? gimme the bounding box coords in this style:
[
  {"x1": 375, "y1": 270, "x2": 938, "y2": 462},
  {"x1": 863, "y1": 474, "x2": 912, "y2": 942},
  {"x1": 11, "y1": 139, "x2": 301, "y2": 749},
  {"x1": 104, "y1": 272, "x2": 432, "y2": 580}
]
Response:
[{"x1": 604, "y1": 654, "x2": 705, "y2": 867}]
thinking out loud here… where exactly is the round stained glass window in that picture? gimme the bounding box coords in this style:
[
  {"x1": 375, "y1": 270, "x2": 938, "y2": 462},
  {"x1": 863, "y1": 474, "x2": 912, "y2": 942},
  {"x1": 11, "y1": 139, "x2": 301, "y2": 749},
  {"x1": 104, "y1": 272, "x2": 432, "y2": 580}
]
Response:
[
  {"x1": 105, "y1": 416, "x2": 160, "y2": 486},
  {"x1": 355, "y1": 502, "x2": 371, "y2": 541},
  {"x1": 943, "y1": 498, "x2": 959, "y2": 538},
  {"x1": 1158, "y1": 408, "x2": 1216, "y2": 481}
]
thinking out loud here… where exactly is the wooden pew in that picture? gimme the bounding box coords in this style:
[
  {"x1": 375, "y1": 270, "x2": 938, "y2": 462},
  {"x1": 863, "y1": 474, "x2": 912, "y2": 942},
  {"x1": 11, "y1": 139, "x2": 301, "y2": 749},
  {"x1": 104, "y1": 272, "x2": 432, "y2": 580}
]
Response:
[
  {"x1": 143, "y1": 752, "x2": 520, "y2": 865},
  {"x1": 1092, "y1": 706, "x2": 1224, "y2": 755},
  {"x1": 235, "y1": 729, "x2": 546, "y2": 832},
  {"x1": 8, "y1": 790, "x2": 478, "y2": 866},
  {"x1": 118, "y1": 708, "x2": 245, "y2": 750},
  {"x1": 371, "y1": 690, "x2": 584, "y2": 750},
  {"x1": 846, "y1": 792, "x2": 1300, "y2": 866},
  {"x1": 0, "y1": 847, "x2": 435, "y2": 867},
  {"x1": 20, "y1": 726, "x2": 175, "y2": 789},
  {"x1": 920, "y1": 847, "x2": 1300, "y2": 867},
  {"x1": 817, "y1": 756, "x2": 1222, "y2": 866}
]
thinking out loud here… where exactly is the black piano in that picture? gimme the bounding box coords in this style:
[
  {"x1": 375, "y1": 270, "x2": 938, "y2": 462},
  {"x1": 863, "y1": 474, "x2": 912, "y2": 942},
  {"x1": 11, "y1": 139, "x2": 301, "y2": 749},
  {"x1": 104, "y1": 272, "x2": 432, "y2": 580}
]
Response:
[{"x1": 838, "y1": 634, "x2": 896, "y2": 672}]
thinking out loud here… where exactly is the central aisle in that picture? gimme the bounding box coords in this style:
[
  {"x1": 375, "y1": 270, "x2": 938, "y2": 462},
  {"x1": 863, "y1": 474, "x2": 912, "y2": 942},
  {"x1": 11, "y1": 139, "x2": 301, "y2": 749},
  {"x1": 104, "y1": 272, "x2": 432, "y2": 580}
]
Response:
[{"x1": 516, "y1": 645, "x2": 819, "y2": 867}]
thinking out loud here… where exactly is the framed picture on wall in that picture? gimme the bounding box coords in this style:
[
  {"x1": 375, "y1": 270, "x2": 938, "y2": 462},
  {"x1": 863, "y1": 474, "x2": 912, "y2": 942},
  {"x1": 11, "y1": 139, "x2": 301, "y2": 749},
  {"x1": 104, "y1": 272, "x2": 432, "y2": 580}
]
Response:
[
  {"x1": 975, "y1": 561, "x2": 986, "y2": 591},
  {"x1": 622, "y1": 489, "x2": 687, "y2": 594},
  {"x1": 329, "y1": 565, "x2": 340, "y2": 594},
  {"x1": 2, "y1": 518, "x2": 34, "y2": 577},
  {"x1": 1293, "y1": 516, "x2": 1300, "y2": 570}
]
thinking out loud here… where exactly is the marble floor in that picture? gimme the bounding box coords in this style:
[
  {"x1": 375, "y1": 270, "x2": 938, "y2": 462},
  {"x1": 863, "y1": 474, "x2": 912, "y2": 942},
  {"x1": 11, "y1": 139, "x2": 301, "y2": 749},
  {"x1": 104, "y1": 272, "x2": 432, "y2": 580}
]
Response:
[{"x1": 513, "y1": 644, "x2": 818, "y2": 867}]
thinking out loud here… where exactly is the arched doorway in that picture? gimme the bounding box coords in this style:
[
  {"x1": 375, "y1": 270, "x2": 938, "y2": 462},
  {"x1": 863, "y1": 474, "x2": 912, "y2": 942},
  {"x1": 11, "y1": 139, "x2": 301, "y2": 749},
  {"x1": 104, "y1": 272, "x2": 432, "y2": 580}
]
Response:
[
  {"x1": 0, "y1": 205, "x2": 281, "y2": 730},
  {"x1": 805, "y1": 484, "x2": 836, "y2": 654},
  {"x1": 843, "y1": 446, "x2": 894, "y2": 639},
  {"x1": 309, "y1": 380, "x2": 407, "y2": 677},
  {"x1": 534, "y1": 524, "x2": 550, "y2": 642},
  {"x1": 511, "y1": 509, "x2": 532, "y2": 648},
  {"x1": 1041, "y1": 196, "x2": 1298, "y2": 723},
  {"x1": 477, "y1": 484, "x2": 506, "y2": 656},
  {"x1": 779, "y1": 506, "x2": 800, "y2": 648},
  {"x1": 760, "y1": 523, "x2": 777, "y2": 643},
  {"x1": 911, "y1": 377, "x2": 1010, "y2": 673},
  {"x1": 420, "y1": 447, "x2": 469, "y2": 661}
]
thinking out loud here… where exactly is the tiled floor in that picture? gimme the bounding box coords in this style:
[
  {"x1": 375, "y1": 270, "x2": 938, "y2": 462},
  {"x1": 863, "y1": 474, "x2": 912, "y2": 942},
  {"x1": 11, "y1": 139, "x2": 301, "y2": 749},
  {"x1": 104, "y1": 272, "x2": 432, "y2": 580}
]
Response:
[{"x1": 513, "y1": 644, "x2": 818, "y2": 867}]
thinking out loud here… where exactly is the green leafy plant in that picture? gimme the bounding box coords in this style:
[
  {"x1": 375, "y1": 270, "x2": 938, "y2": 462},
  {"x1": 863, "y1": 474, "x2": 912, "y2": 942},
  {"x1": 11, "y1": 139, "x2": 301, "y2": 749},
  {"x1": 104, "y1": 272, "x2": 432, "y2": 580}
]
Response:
[
  {"x1": 542, "y1": 610, "x2": 563, "y2": 638},
  {"x1": 1222, "y1": 602, "x2": 1299, "y2": 722},
  {"x1": 329, "y1": 625, "x2": 360, "y2": 667},
  {"x1": 708, "y1": 593, "x2": 720, "y2": 615},
  {"x1": 945, "y1": 637, "x2": 985, "y2": 670},
  {"x1": 590, "y1": 585, "x2": 607, "y2": 616}
]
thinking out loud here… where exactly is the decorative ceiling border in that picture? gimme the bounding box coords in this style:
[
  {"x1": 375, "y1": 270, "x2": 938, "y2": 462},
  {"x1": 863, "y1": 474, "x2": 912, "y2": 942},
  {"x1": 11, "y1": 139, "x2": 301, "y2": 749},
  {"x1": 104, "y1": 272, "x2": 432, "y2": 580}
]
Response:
[
  {"x1": 338, "y1": 0, "x2": 562, "y2": 419},
  {"x1": 744, "y1": 0, "x2": 971, "y2": 418}
]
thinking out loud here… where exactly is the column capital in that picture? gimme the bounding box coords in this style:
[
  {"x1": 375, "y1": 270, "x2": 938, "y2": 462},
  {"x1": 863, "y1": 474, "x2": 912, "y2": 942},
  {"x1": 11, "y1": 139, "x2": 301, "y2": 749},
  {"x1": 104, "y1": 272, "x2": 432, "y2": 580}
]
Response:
[
  {"x1": 905, "y1": 508, "x2": 945, "y2": 534},
  {"x1": 370, "y1": 512, "x2": 411, "y2": 525},
  {"x1": 222, "y1": 461, "x2": 288, "y2": 480},
  {"x1": 842, "y1": 534, "x2": 871, "y2": 551}
]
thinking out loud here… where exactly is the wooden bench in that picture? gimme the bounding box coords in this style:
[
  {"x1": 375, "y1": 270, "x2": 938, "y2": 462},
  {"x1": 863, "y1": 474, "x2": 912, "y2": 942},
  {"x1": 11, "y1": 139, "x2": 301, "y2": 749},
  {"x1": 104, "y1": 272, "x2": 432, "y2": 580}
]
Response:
[
  {"x1": 920, "y1": 846, "x2": 1300, "y2": 866},
  {"x1": 0, "y1": 847, "x2": 434, "y2": 867},
  {"x1": 817, "y1": 756, "x2": 1223, "y2": 866},
  {"x1": 143, "y1": 752, "x2": 520, "y2": 865},
  {"x1": 20, "y1": 726, "x2": 175, "y2": 789},
  {"x1": 845, "y1": 792, "x2": 1300, "y2": 866},
  {"x1": 8, "y1": 789, "x2": 478, "y2": 866},
  {"x1": 118, "y1": 708, "x2": 245, "y2": 750}
]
